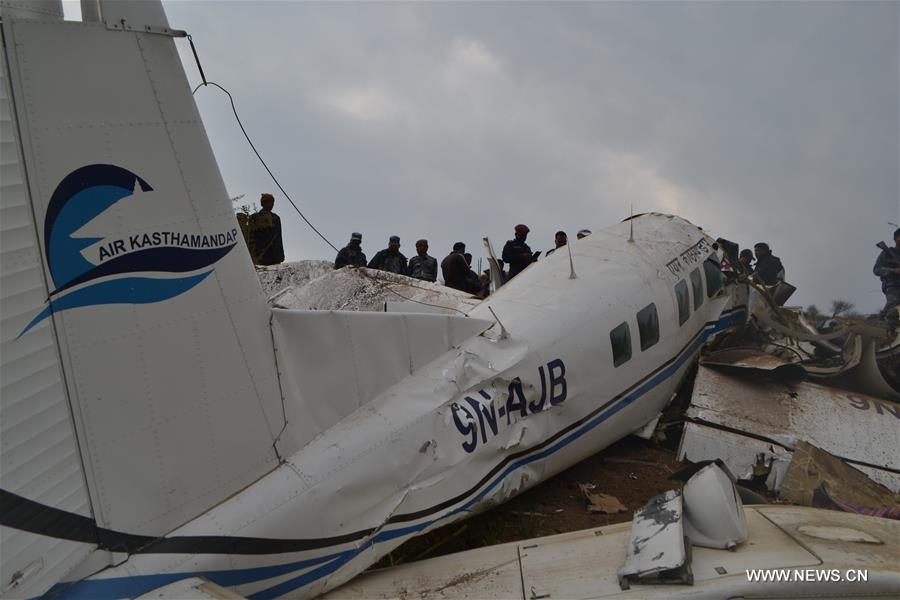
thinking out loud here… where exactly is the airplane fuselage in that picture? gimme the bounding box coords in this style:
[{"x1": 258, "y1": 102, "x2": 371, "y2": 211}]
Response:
[{"x1": 61, "y1": 215, "x2": 742, "y2": 599}]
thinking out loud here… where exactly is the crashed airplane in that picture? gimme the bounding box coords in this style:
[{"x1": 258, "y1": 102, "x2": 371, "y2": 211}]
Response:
[{"x1": 0, "y1": 3, "x2": 753, "y2": 598}]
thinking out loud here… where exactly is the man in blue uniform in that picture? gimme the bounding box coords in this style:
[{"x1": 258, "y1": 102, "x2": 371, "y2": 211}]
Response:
[
  {"x1": 368, "y1": 235, "x2": 408, "y2": 275},
  {"x1": 753, "y1": 242, "x2": 784, "y2": 285},
  {"x1": 334, "y1": 232, "x2": 367, "y2": 269},
  {"x1": 502, "y1": 224, "x2": 535, "y2": 279}
]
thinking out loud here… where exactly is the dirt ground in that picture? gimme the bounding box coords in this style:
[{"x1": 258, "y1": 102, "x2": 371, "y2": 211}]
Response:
[{"x1": 374, "y1": 369, "x2": 697, "y2": 568}]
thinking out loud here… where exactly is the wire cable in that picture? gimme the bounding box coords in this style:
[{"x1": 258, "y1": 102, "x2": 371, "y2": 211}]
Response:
[{"x1": 192, "y1": 81, "x2": 339, "y2": 253}]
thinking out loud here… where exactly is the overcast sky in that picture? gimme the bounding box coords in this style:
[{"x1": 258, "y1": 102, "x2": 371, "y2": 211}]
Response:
[{"x1": 69, "y1": 1, "x2": 900, "y2": 313}]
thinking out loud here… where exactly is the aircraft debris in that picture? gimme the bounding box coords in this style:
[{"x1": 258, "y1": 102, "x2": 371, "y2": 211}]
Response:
[
  {"x1": 578, "y1": 485, "x2": 628, "y2": 514},
  {"x1": 326, "y1": 462, "x2": 900, "y2": 599},
  {"x1": 678, "y1": 365, "x2": 900, "y2": 492},
  {"x1": 781, "y1": 441, "x2": 900, "y2": 519},
  {"x1": 617, "y1": 489, "x2": 691, "y2": 589},
  {"x1": 261, "y1": 262, "x2": 481, "y2": 314}
]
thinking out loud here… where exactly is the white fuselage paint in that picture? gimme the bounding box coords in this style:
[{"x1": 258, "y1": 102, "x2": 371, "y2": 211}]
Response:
[{"x1": 69, "y1": 215, "x2": 740, "y2": 599}]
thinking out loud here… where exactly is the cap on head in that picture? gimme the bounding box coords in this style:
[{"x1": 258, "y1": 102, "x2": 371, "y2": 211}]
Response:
[
  {"x1": 577, "y1": 229, "x2": 591, "y2": 237},
  {"x1": 350, "y1": 232, "x2": 362, "y2": 241},
  {"x1": 389, "y1": 235, "x2": 400, "y2": 245},
  {"x1": 754, "y1": 242, "x2": 770, "y2": 251},
  {"x1": 453, "y1": 242, "x2": 466, "y2": 252},
  {"x1": 514, "y1": 224, "x2": 530, "y2": 235}
]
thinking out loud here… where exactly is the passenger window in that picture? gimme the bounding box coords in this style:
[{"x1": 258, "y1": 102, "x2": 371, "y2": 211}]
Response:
[
  {"x1": 610, "y1": 322, "x2": 631, "y2": 367},
  {"x1": 637, "y1": 303, "x2": 659, "y2": 351},
  {"x1": 703, "y1": 257, "x2": 724, "y2": 298},
  {"x1": 690, "y1": 268, "x2": 703, "y2": 310},
  {"x1": 674, "y1": 280, "x2": 690, "y2": 326}
]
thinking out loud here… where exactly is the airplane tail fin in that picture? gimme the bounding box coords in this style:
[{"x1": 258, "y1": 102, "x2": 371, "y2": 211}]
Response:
[{"x1": 1, "y1": 2, "x2": 285, "y2": 595}]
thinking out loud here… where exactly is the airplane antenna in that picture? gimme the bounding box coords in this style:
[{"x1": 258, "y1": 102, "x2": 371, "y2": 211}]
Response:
[
  {"x1": 567, "y1": 240, "x2": 577, "y2": 279},
  {"x1": 487, "y1": 307, "x2": 510, "y2": 340},
  {"x1": 628, "y1": 203, "x2": 634, "y2": 242}
]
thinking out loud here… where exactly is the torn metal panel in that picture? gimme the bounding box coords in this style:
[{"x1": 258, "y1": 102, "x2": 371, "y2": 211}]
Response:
[
  {"x1": 780, "y1": 441, "x2": 900, "y2": 515},
  {"x1": 679, "y1": 423, "x2": 794, "y2": 489},
  {"x1": 617, "y1": 490, "x2": 691, "y2": 589},
  {"x1": 678, "y1": 366, "x2": 900, "y2": 492},
  {"x1": 801, "y1": 332, "x2": 863, "y2": 377},
  {"x1": 700, "y1": 347, "x2": 799, "y2": 371},
  {"x1": 837, "y1": 338, "x2": 900, "y2": 402}
]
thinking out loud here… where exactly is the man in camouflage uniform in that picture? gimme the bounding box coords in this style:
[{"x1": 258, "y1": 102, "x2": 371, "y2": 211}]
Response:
[
  {"x1": 249, "y1": 193, "x2": 284, "y2": 266},
  {"x1": 874, "y1": 228, "x2": 900, "y2": 328},
  {"x1": 408, "y1": 239, "x2": 438, "y2": 282}
]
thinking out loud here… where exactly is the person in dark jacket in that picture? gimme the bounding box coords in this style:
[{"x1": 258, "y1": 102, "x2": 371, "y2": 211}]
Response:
[
  {"x1": 502, "y1": 224, "x2": 535, "y2": 279},
  {"x1": 249, "y1": 193, "x2": 285, "y2": 266},
  {"x1": 408, "y1": 239, "x2": 438, "y2": 282},
  {"x1": 545, "y1": 231, "x2": 567, "y2": 256},
  {"x1": 462, "y1": 253, "x2": 481, "y2": 292},
  {"x1": 874, "y1": 228, "x2": 900, "y2": 326},
  {"x1": 334, "y1": 232, "x2": 367, "y2": 269},
  {"x1": 738, "y1": 249, "x2": 755, "y2": 274},
  {"x1": 368, "y1": 235, "x2": 408, "y2": 275},
  {"x1": 441, "y1": 242, "x2": 475, "y2": 292},
  {"x1": 753, "y1": 242, "x2": 784, "y2": 285}
]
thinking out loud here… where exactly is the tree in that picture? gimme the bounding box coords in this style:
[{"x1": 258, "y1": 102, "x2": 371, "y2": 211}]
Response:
[
  {"x1": 804, "y1": 304, "x2": 821, "y2": 321},
  {"x1": 230, "y1": 194, "x2": 258, "y2": 217},
  {"x1": 830, "y1": 299, "x2": 855, "y2": 318}
]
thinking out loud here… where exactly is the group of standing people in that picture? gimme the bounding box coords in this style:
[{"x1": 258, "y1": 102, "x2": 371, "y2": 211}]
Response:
[
  {"x1": 236, "y1": 194, "x2": 899, "y2": 332},
  {"x1": 735, "y1": 242, "x2": 785, "y2": 285},
  {"x1": 332, "y1": 233, "x2": 478, "y2": 293},
  {"x1": 333, "y1": 234, "x2": 438, "y2": 282},
  {"x1": 332, "y1": 224, "x2": 594, "y2": 297}
]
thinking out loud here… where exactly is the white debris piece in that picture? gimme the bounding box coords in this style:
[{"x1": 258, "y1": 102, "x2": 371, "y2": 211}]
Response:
[
  {"x1": 258, "y1": 261, "x2": 481, "y2": 314},
  {"x1": 256, "y1": 260, "x2": 334, "y2": 296}
]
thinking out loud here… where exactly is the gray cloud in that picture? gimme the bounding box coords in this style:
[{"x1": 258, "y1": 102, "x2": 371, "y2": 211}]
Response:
[{"x1": 161, "y1": 0, "x2": 898, "y2": 313}]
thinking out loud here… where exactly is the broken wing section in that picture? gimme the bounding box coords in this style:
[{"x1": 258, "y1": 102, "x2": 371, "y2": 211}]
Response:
[{"x1": 272, "y1": 310, "x2": 493, "y2": 453}]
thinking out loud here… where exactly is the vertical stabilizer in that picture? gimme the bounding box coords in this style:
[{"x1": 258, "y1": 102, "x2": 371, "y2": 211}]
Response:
[{"x1": 1, "y1": 5, "x2": 284, "y2": 595}]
